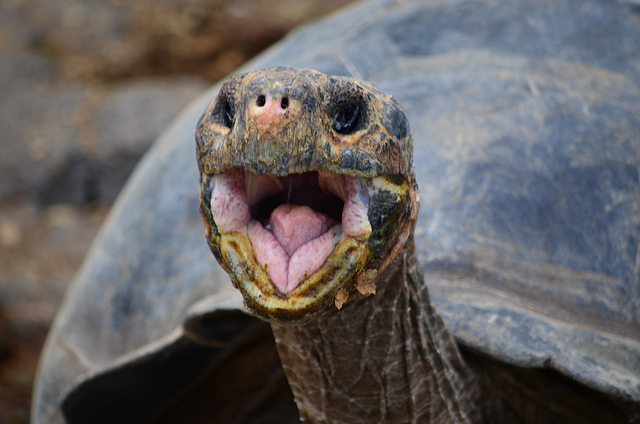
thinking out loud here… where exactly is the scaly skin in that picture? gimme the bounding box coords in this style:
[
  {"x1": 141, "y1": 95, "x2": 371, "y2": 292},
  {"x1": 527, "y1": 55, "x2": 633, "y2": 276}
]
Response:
[
  {"x1": 272, "y1": 246, "x2": 483, "y2": 424},
  {"x1": 196, "y1": 67, "x2": 482, "y2": 422}
]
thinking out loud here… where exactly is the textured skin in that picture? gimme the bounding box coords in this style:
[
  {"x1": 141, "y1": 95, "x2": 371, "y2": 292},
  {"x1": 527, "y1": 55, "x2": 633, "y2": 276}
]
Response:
[
  {"x1": 32, "y1": 0, "x2": 640, "y2": 423},
  {"x1": 273, "y1": 249, "x2": 482, "y2": 424},
  {"x1": 197, "y1": 66, "x2": 481, "y2": 421},
  {"x1": 197, "y1": 67, "x2": 413, "y2": 179},
  {"x1": 274, "y1": 247, "x2": 631, "y2": 423}
]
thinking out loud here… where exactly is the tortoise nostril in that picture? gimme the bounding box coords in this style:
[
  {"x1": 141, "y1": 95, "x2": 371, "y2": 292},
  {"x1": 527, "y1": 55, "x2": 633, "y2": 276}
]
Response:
[
  {"x1": 257, "y1": 95, "x2": 266, "y2": 107},
  {"x1": 281, "y1": 97, "x2": 289, "y2": 109}
]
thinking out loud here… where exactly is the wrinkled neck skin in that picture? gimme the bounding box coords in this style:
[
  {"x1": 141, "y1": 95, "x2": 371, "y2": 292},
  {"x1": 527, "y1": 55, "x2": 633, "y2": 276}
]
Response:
[{"x1": 272, "y1": 243, "x2": 483, "y2": 424}]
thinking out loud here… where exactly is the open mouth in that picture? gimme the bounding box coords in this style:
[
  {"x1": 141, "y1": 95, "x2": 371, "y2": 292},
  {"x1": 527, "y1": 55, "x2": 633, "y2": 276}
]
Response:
[
  {"x1": 200, "y1": 164, "x2": 414, "y2": 324},
  {"x1": 208, "y1": 169, "x2": 372, "y2": 295}
]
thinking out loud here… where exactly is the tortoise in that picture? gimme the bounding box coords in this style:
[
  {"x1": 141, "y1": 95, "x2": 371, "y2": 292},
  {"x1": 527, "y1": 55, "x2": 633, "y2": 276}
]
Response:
[{"x1": 32, "y1": 0, "x2": 640, "y2": 422}]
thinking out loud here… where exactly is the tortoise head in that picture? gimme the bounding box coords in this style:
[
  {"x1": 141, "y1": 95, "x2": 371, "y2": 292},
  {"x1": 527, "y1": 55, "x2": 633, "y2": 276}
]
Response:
[{"x1": 196, "y1": 67, "x2": 419, "y2": 324}]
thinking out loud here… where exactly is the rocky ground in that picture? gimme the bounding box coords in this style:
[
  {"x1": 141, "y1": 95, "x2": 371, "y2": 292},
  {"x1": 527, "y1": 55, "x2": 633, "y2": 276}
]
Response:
[{"x1": 0, "y1": 1, "x2": 354, "y2": 422}]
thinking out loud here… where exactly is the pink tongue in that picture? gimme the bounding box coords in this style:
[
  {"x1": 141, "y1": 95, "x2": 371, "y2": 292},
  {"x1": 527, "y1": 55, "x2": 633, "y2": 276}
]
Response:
[
  {"x1": 269, "y1": 204, "x2": 336, "y2": 255},
  {"x1": 248, "y1": 204, "x2": 338, "y2": 294}
]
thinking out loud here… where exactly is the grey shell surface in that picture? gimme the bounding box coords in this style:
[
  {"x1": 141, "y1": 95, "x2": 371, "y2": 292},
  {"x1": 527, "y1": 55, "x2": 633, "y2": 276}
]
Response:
[{"x1": 33, "y1": 0, "x2": 640, "y2": 422}]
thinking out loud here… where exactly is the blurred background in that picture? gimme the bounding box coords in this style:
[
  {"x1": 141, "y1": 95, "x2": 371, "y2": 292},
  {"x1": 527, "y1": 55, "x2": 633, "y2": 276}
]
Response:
[{"x1": 0, "y1": 0, "x2": 355, "y2": 422}]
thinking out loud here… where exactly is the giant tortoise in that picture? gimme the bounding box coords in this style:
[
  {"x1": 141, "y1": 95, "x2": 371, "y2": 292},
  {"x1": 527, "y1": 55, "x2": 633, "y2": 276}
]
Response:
[{"x1": 33, "y1": 0, "x2": 640, "y2": 422}]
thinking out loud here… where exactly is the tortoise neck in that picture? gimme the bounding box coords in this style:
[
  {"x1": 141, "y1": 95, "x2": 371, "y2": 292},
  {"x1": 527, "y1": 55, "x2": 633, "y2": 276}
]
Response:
[{"x1": 271, "y1": 244, "x2": 481, "y2": 424}]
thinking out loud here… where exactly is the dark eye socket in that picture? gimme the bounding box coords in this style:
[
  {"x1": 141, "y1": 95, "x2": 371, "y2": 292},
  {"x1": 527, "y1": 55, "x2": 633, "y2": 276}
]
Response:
[
  {"x1": 214, "y1": 96, "x2": 234, "y2": 128},
  {"x1": 222, "y1": 99, "x2": 234, "y2": 128},
  {"x1": 332, "y1": 100, "x2": 362, "y2": 135}
]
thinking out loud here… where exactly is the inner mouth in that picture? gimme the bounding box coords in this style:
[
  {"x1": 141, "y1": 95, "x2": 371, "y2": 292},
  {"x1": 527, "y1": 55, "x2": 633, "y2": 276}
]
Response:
[
  {"x1": 209, "y1": 169, "x2": 371, "y2": 295},
  {"x1": 251, "y1": 172, "x2": 344, "y2": 225}
]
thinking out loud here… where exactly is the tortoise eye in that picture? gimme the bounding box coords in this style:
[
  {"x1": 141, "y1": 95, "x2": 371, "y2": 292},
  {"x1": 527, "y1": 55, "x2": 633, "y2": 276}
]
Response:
[
  {"x1": 332, "y1": 100, "x2": 361, "y2": 135},
  {"x1": 221, "y1": 99, "x2": 234, "y2": 128},
  {"x1": 214, "y1": 96, "x2": 234, "y2": 128}
]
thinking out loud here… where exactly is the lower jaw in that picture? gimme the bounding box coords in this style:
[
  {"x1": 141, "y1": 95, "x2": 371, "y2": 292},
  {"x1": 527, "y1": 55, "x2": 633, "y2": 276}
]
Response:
[{"x1": 218, "y1": 229, "x2": 370, "y2": 324}]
